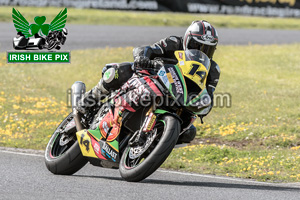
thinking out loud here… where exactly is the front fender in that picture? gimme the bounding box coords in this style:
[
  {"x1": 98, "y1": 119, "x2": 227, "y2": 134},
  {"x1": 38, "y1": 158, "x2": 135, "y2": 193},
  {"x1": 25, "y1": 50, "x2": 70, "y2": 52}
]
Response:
[{"x1": 154, "y1": 109, "x2": 182, "y2": 124}]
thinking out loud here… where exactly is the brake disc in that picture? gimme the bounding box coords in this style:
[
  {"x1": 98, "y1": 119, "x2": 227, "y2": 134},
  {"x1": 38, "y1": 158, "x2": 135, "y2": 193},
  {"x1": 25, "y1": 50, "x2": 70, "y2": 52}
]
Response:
[{"x1": 128, "y1": 129, "x2": 157, "y2": 159}]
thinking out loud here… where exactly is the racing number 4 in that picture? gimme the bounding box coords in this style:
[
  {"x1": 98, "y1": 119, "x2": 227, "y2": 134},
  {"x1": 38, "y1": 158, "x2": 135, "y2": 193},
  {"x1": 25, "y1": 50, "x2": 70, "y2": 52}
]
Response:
[{"x1": 80, "y1": 133, "x2": 90, "y2": 152}]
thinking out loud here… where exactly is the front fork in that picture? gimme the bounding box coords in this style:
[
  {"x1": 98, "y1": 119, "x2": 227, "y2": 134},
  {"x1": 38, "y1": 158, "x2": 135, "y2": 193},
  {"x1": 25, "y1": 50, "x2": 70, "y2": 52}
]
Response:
[{"x1": 128, "y1": 107, "x2": 157, "y2": 147}]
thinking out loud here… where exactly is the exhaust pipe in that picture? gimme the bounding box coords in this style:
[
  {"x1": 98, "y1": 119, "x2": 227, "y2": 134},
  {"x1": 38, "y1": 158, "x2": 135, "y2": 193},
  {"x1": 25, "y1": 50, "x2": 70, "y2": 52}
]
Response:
[{"x1": 71, "y1": 81, "x2": 86, "y2": 131}]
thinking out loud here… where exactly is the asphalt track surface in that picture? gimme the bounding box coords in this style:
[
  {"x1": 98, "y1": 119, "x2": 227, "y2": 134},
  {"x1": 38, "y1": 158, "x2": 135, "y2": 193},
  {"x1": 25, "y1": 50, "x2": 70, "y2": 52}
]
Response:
[
  {"x1": 1, "y1": 22, "x2": 300, "y2": 52},
  {"x1": 1, "y1": 148, "x2": 300, "y2": 200},
  {"x1": 1, "y1": 23, "x2": 300, "y2": 199}
]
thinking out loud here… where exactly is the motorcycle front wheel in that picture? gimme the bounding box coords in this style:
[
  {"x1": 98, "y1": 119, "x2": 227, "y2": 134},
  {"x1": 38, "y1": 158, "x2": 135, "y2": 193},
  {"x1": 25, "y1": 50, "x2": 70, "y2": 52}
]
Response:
[
  {"x1": 44, "y1": 113, "x2": 88, "y2": 175},
  {"x1": 119, "y1": 114, "x2": 180, "y2": 182}
]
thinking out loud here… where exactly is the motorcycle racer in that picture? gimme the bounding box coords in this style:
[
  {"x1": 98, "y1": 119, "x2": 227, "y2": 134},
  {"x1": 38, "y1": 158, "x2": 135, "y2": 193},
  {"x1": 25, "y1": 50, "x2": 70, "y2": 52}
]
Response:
[{"x1": 76, "y1": 20, "x2": 220, "y2": 144}]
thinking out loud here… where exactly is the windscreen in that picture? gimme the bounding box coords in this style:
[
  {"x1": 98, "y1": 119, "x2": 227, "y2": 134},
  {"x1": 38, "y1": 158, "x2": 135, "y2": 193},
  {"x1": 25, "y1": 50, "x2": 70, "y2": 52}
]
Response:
[{"x1": 184, "y1": 49, "x2": 210, "y2": 70}]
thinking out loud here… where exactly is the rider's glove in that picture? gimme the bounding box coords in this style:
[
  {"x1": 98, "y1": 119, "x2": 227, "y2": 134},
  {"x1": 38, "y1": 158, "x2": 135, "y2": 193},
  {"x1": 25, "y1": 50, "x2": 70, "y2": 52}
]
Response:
[{"x1": 134, "y1": 56, "x2": 153, "y2": 69}]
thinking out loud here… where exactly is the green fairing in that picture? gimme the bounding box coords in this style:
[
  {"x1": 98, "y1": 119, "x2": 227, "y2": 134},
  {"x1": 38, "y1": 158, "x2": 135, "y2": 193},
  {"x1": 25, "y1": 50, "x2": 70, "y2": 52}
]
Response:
[
  {"x1": 88, "y1": 126, "x2": 119, "y2": 151},
  {"x1": 169, "y1": 84, "x2": 176, "y2": 99},
  {"x1": 88, "y1": 127, "x2": 102, "y2": 140},
  {"x1": 187, "y1": 88, "x2": 208, "y2": 106},
  {"x1": 108, "y1": 139, "x2": 119, "y2": 151},
  {"x1": 154, "y1": 109, "x2": 168, "y2": 114},
  {"x1": 158, "y1": 120, "x2": 166, "y2": 126}
]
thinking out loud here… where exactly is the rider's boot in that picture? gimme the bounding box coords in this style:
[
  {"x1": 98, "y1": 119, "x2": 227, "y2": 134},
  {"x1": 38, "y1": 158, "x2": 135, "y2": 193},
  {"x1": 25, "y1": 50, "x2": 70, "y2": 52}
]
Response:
[{"x1": 76, "y1": 79, "x2": 109, "y2": 114}]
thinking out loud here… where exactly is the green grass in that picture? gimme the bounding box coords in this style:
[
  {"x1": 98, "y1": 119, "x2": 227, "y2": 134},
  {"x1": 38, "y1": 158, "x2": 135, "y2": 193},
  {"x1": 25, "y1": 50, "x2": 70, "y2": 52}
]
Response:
[
  {"x1": 1, "y1": 6, "x2": 300, "y2": 29},
  {"x1": 162, "y1": 144, "x2": 300, "y2": 182},
  {"x1": 0, "y1": 44, "x2": 299, "y2": 181}
]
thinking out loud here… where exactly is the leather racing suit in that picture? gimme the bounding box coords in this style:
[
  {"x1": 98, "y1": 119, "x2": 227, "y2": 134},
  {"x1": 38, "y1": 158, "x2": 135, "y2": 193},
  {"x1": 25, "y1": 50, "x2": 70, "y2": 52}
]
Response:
[{"x1": 133, "y1": 36, "x2": 221, "y2": 116}]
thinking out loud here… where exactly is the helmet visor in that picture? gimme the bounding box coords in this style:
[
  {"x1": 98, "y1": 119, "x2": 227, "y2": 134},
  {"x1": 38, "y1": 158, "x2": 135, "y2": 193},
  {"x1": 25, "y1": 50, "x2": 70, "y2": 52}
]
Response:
[
  {"x1": 187, "y1": 37, "x2": 216, "y2": 59},
  {"x1": 199, "y1": 44, "x2": 216, "y2": 59}
]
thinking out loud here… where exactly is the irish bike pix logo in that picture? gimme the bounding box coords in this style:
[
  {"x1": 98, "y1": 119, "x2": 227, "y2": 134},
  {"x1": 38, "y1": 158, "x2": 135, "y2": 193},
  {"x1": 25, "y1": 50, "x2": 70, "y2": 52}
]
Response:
[{"x1": 7, "y1": 8, "x2": 70, "y2": 63}]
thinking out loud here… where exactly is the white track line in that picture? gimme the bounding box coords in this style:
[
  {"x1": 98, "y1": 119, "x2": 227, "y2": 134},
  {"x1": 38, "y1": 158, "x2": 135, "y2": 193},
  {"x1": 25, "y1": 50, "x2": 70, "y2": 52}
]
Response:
[
  {"x1": 157, "y1": 169, "x2": 275, "y2": 185},
  {"x1": 0, "y1": 150, "x2": 44, "y2": 157}
]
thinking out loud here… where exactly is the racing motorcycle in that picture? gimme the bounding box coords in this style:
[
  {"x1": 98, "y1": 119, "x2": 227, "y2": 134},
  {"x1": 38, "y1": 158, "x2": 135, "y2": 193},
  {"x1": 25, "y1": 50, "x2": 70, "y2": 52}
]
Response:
[{"x1": 45, "y1": 49, "x2": 211, "y2": 182}]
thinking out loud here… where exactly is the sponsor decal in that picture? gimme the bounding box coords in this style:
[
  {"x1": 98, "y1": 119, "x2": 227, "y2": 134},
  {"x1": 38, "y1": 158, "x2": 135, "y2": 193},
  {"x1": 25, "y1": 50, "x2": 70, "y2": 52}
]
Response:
[
  {"x1": 102, "y1": 142, "x2": 118, "y2": 160},
  {"x1": 201, "y1": 34, "x2": 215, "y2": 42},
  {"x1": 158, "y1": 67, "x2": 170, "y2": 89},
  {"x1": 90, "y1": 136, "x2": 107, "y2": 160},
  {"x1": 102, "y1": 121, "x2": 110, "y2": 134},
  {"x1": 122, "y1": 77, "x2": 151, "y2": 105},
  {"x1": 169, "y1": 67, "x2": 183, "y2": 94},
  {"x1": 114, "y1": 69, "x2": 119, "y2": 79},
  {"x1": 93, "y1": 141, "x2": 100, "y2": 155},
  {"x1": 162, "y1": 76, "x2": 169, "y2": 87},
  {"x1": 143, "y1": 113, "x2": 156, "y2": 132},
  {"x1": 179, "y1": 52, "x2": 183, "y2": 59},
  {"x1": 166, "y1": 72, "x2": 174, "y2": 83},
  {"x1": 104, "y1": 70, "x2": 112, "y2": 80},
  {"x1": 158, "y1": 70, "x2": 166, "y2": 76}
]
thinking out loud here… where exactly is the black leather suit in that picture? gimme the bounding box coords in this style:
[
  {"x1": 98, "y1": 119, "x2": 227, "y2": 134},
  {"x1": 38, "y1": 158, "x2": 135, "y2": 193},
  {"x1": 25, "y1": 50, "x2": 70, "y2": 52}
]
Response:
[{"x1": 132, "y1": 36, "x2": 220, "y2": 112}]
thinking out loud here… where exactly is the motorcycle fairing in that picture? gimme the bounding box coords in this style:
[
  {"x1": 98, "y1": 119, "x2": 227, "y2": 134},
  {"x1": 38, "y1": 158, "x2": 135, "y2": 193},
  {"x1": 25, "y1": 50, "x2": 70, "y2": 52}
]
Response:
[
  {"x1": 175, "y1": 50, "x2": 210, "y2": 90},
  {"x1": 117, "y1": 75, "x2": 163, "y2": 112},
  {"x1": 76, "y1": 127, "x2": 120, "y2": 162},
  {"x1": 76, "y1": 106, "x2": 122, "y2": 163},
  {"x1": 76, "y1": 129, "x2": 107, "y2": 160},
  {"x1": 157, "y1": 64, "x2": 188, "y2": 106}
]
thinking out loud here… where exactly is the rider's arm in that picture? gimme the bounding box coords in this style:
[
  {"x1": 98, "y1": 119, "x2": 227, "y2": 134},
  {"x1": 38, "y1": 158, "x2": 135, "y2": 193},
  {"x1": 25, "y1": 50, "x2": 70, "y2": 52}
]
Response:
[
  {"x1": 206, "y1": 61, "x2": 220, "y2": 94},
  {"x1": 133, "y1": 36, "x2": 182, "y2": 60},
  {"x1": 206, "y1": 60, "x2": 220, "y2": 107},
  {"x1": 198, "y1": 61, "x2": 220, "y2": 118}
]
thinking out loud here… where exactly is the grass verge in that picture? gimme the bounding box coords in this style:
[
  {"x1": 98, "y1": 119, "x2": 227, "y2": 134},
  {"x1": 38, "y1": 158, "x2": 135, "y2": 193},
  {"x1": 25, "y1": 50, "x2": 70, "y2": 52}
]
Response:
[
  {"x1": 0, "y1": 44, "x2": 299, "y2": 181},
  {"x1": 1, "y1": 6, "x2": 300, "y2": 29}
]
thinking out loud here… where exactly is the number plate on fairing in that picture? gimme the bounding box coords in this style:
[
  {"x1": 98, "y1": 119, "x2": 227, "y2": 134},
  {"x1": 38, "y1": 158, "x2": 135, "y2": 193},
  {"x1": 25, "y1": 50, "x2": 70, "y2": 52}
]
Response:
[{"x1": 76, "y1": 129, "x2": 119, "y2": 163}]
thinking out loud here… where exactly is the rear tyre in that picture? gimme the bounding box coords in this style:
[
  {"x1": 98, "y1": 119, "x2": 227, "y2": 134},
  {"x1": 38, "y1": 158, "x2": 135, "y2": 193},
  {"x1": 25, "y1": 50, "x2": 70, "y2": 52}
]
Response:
[
  {"x1": 119, "y1": 115, "x2": 180, "y2": 182},
  {"x1": 45, "y1": 113, "x2": 88, "y2": 175}
]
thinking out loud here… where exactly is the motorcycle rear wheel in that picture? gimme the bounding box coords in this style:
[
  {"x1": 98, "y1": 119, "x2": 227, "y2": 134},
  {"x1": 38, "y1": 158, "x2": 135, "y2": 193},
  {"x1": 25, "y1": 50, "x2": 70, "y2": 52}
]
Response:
[
  {"x1": 45, "y1": 113, "x2": 88, "y2": 175},
  {"x1": 119, "y1": 114, "x2": 180, "y2": 182}
]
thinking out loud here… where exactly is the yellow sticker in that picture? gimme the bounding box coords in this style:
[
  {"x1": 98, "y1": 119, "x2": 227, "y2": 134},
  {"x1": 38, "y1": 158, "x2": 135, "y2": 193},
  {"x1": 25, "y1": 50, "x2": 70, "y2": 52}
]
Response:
[
  {"x1": 76, "y1": 130, "x2": 97, "y2": 158},
  {"x1": 166, "y1": 72, "x2": 174, "y2": 83},
  {"x1": 146, "y1": 115, "x2": 156, "y2": 131}
]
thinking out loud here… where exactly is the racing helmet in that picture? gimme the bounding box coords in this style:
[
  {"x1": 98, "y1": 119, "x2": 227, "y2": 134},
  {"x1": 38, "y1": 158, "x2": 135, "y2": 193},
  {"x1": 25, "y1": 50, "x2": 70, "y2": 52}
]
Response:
[{"x1": 183, "y1": 20, "x2": 218, "y2": 59}]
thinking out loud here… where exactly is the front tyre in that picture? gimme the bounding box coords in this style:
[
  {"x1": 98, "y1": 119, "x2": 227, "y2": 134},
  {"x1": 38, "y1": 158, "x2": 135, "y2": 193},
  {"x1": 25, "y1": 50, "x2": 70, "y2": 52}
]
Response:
[
  {"x1": 45, "y1": 113, "x2": 88, "y2": 175},
  {"x1": 119, "y1": 115, "x2": 180, "y2": 182}
]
